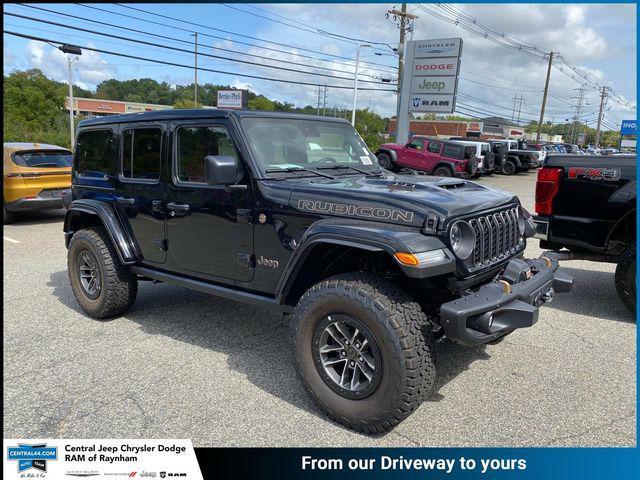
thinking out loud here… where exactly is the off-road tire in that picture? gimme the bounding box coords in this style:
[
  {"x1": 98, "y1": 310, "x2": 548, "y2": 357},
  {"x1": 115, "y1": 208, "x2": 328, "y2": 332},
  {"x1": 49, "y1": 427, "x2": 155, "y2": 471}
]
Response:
[
  {"x1": 501, "y1": 160, "x2": 517, "y2": 175},
  {"x1": 68, "y1": 226, "x2": 138, "y2": 319},
  {"x1": 291, "y1": 273, "x2": 436, "y2": 434},
  {"x1": 377, "y1": 153, "x2": 393, "y2": 170},
  {"x1": 3, "y1": 205, "x2": 15, "y2": 224},
  {"x1": 433, "y1": 165, "x2": 453, "y2": 177},
  {"x1": 615, "y1": 243, "x2": 636, "y2": 314}
]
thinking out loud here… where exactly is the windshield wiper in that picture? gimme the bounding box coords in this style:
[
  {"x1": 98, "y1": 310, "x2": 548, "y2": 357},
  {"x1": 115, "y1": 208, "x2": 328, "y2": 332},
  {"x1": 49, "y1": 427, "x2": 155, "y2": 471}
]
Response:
[
  {"x1": 317, "y1": 164, "x2": 383, "y2": 176},
  {"x1": 264, "y1": 166, "x2": 335, "y2": 179}
]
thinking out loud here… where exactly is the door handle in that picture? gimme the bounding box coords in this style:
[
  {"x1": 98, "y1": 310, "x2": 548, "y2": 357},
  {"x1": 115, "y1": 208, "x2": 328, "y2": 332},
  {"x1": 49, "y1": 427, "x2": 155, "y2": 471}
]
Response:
[
  {"x1": 116, "y1": 197, "x2": 136, "y2": 206},
  {"x1": 166, "y1": 202, "x2": 190, "y2": 212}
]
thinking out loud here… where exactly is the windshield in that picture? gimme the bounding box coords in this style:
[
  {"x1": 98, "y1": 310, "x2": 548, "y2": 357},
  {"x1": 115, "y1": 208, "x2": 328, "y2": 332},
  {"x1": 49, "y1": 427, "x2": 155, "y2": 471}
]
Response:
[
  {"x1": 241, "y1": 117, "x2": 379, "y2": 174},
  {"x1": 12, "y1": 150, "x2": 72, "y2": 168}
]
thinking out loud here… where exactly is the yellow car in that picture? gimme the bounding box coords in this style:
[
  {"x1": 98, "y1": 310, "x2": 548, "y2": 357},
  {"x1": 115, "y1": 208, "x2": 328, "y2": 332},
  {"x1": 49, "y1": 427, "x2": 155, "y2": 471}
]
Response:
[{"x1": 3, "y1": 142, "x2": 72, "y2": 224}]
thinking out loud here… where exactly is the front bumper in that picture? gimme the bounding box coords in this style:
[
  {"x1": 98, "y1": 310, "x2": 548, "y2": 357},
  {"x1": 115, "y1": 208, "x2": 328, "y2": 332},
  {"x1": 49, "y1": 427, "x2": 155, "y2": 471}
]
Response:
[{"x1": 439, "y1": 256, "x2": 573, "y2": 346}]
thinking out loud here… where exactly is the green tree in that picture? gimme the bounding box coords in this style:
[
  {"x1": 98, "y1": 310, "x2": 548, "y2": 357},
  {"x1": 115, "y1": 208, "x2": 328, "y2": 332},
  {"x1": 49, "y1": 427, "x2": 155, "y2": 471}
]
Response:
[
  {"x1": 354, "y1": 108, "x2": 386, "y2": 150},
  {"x1": 3, "y1": 69, "x2": 71, "y2": 147},
  {"x1": 248, "y1": 95, "x2": 275, "y2": 111}
]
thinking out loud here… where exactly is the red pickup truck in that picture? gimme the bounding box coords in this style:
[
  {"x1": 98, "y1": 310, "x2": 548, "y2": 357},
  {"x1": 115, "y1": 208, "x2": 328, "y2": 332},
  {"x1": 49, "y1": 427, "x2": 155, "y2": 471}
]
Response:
[{"x1": 376, "y1": 136, "x2": 479, "y2": 178}]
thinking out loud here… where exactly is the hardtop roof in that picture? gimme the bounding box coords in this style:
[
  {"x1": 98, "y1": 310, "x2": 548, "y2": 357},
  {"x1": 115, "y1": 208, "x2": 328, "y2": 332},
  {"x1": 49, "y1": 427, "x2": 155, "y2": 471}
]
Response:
[{"x1": 77, "y1": 109, "x2": 352, "y2": 128}]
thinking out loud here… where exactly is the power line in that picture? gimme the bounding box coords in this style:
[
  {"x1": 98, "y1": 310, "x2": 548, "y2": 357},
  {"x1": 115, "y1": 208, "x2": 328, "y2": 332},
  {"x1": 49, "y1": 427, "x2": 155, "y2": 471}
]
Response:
[
  {"x1": 109, "y1": 3, "x2": 397, "y2": 71},
  {"x1": 13, "y1": 3, "x2": 388, "y2": 82},
  {"x1": 5, "y1": 11, "x2": 396, "y2": 86},
  {"x1": 3, "y1": 30, "x2": 397, "y2": 92},
  {"x1": 221, "y1": 3, "x2": 395, "y2": 51}
]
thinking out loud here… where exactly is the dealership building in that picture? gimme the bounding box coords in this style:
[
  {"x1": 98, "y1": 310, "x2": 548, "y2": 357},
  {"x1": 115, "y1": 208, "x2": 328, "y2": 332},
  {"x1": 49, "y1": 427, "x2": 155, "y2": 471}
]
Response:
[
  {"x1": 387, "y1": 116, "x2": 527, "y2": 140},
  {"x1": 65, "y1": 97, "x2": 174, "y2": 118}
]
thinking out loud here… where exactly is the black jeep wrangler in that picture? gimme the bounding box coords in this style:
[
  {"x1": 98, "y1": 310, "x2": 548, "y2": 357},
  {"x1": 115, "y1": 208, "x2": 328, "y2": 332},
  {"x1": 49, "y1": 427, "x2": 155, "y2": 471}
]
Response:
[{"x1": 63, "y1": 110, "x2": 572, "y2": 433}]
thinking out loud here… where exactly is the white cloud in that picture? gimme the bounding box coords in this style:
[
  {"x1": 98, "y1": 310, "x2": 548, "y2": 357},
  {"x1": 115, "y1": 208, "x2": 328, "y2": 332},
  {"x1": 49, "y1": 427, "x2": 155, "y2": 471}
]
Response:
[{"x1": 23, "y1": 40, "x2": 116, "y2": 89}]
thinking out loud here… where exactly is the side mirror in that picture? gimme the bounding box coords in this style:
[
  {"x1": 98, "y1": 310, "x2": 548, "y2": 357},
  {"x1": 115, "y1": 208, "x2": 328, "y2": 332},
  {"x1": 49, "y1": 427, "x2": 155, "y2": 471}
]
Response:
[{"x1": 204, "y1": 155, "x2": 240, "y2": 185}]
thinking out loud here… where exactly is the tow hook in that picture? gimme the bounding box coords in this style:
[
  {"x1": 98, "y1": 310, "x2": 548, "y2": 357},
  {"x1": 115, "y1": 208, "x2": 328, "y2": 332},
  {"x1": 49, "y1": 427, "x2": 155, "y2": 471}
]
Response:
[{"x1": 540, "y1": 287, "x2": 555, "y2": 304}]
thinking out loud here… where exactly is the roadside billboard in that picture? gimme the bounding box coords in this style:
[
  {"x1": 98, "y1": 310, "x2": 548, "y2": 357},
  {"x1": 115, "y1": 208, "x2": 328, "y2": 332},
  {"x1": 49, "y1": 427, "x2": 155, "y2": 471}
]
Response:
[
  {"x1": 620, "y1": 120, "x2": 637, "y2": 135},
  {"x1": 396, "y1": 38, "x2": 463, "y2": 142},
  {"x1": 217, "y1": 90, "x2": 248, "y2": 110}
]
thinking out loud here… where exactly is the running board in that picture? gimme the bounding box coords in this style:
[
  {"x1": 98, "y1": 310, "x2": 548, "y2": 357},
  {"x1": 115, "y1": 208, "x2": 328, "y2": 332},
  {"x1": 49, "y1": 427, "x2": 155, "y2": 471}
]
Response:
[{"x1": 130, "y1": 266, "x2": 291, "y2": 312}]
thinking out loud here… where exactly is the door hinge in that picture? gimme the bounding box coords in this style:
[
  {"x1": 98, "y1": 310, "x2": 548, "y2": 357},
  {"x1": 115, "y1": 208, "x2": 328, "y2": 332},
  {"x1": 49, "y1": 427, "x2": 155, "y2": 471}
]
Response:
[
  {"x1": 237, "y1": 209, "x2": 252, "y2": 224},
  {"x1": 237, "y1": 253, "x2": 255, "y2": 269},
  {"x1": 154, "y1": 239, "x2": 168, "y2": 252}
]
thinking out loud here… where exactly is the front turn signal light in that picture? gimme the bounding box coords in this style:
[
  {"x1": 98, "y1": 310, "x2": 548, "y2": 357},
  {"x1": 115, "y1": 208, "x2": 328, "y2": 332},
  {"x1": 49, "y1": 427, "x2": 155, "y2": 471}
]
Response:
[{"x1": 394, "y1": 249, "x2": 448, "y2": 267}]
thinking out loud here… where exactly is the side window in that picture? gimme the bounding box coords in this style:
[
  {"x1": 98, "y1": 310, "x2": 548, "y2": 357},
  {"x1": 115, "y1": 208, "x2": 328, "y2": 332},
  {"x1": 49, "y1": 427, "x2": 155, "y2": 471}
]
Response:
[
  {"x1": 427, "y1": 141, "x2": 442, "y2": 154},
  {"x1": 121, "y1": 128, "x2": 162, "y2": 181},
  {"x1": 75, "y1": 129, "x2": 113, "y2": 177},
  {"x1": 407, "y1": 138, "x2": 424, "y2": 150},
  {"x1": 443, "y1": 145, "x2": 461, "y2": 158},
  {"x1": 176, "y1": 125, "x2": 239, "y2": 183}
]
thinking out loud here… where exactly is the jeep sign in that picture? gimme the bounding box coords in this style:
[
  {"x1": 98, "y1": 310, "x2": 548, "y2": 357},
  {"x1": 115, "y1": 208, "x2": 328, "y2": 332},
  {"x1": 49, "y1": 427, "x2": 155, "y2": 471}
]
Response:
[
  {"x1": 410, "y1": 76, "x2": 456, "y2": 94},
  {"x1": 397, "y1": 38, "x2": 463, "y2": 141}
]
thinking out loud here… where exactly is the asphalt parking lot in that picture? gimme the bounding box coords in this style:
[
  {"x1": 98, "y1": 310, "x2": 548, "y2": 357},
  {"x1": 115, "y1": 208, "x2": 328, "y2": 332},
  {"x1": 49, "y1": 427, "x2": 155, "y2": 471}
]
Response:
[{"x1": 3, "y1": 170, "x2": 636, "y2": 447}]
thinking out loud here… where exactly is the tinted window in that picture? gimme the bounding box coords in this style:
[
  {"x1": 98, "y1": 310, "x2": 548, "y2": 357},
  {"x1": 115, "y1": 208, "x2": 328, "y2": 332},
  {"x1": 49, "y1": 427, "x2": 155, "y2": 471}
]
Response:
[
  {"x1": 12, "y1": 150, "x2": 72, "y2": 168},
  {"x1": 176, "y1": 125, "x2": 238, "y2": 183},
  {"x1": 407, "y1": 138, "x2": 424, "y2": 150},
  {"x1": 121, "y1": 128, "x2": 162, "y2": 181},
  {"x1": 427, "y1": 141, "x2": 441, "y2": 153},
  {"x1": 442, "y1": 145, "x2": 461, "y2": 158},
  {"x1": 75, "y1": 129, "x2": 113, "y2": 177}
]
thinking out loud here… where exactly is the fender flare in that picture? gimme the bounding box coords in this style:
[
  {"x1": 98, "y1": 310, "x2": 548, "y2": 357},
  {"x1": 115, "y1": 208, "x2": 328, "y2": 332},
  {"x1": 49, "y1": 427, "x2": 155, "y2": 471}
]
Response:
[
  {"x1": 64, "y1": 199, "x2": 139, "y2": 264},
  {"x1": 275, "y1": 219, "x2": 454, "y2": 305},
  {"x1": 375, "y1": 148, "x2": 398, "y2": 163}
]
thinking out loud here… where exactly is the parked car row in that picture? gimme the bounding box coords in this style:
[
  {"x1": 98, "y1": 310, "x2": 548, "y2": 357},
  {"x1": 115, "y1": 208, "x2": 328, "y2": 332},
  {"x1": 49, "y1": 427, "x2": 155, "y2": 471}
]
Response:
[{"x1": 375, "y1": 136, "x2": 543, "y2": 178}]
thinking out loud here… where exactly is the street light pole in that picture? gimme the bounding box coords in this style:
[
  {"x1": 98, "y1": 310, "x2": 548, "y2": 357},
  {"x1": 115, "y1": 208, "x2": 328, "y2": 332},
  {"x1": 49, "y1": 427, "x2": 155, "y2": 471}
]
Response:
[
  {"x1": 193, "y1": 32, "x2": 198, "y2": 108},
  {"x1": 59, "y1": 44, "x2": 82, "y2": 150},
  {"x1": 351, "y1": 43, "x2": 370, "y2": 126}
]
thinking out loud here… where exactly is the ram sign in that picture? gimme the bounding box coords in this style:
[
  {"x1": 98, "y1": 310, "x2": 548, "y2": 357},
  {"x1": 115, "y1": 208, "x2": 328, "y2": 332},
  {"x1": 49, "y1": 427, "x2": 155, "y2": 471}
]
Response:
[{"x1": 396, "y1": 38, "x2": 462, "y2": 142}]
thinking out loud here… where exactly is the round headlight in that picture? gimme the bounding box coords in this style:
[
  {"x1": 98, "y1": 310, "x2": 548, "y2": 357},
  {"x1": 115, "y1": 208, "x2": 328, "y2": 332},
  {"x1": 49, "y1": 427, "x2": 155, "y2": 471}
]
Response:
[{"x1": 449, "y1": 221, "x2": 475, "y2": 260}]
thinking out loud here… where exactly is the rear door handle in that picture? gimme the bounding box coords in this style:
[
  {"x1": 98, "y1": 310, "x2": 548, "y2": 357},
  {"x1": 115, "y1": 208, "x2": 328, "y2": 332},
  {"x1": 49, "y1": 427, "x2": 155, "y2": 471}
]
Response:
[
  {"x1": 166, "y1": 202, "x2": 190, "y2": 212},
  {"x1": 116, "y1": 197, "x2": 136, "y2": 206}
]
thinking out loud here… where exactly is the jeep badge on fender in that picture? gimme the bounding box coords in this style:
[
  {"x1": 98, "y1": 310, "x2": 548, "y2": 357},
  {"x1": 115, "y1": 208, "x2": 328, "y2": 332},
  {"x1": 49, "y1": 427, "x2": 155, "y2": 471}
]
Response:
[{"x1": 63, "y1": 109, "x2": 572, "y2": 434}]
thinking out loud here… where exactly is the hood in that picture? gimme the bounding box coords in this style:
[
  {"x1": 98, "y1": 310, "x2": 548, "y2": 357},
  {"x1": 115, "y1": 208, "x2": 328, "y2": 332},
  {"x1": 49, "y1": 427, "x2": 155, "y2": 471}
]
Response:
[
  {"x1": 379, "y1": 142, "x2": 404, "y2": 151},
  {"x1": 285, "y1": 173, "x2": 517, "y2": 229}
]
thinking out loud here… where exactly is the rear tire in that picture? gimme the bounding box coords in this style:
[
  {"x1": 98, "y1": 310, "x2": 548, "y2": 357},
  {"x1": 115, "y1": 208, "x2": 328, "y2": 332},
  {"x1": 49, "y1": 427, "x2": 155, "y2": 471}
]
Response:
[
  {"x1": 433, "y1": 165, "x2": 453, "y2": 177},
  {"x1": 3, "y1": 205, "x2": 15, "y2": 225},
  {"x1": 68, "y1": 226, "x2": 138, "y2": 319},
  {"x1": 291, "y1": 273, "x2": 436, "y2": 434},
  {"x1": 615, "y1": 243, "x2": 636, "y2": 315},
  {"x1": 501, "y1": 160, "x2": 517, "y2": 175},
  {"x1": 377, "y1": 153, "x2": 393, "y2": 170}
]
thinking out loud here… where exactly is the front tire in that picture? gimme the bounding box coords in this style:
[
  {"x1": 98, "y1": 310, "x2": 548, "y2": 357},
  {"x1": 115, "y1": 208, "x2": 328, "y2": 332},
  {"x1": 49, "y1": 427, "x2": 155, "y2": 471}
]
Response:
[
  {"x1": 377, "y1": 153, "x2": 393, "y2": 170},
  {"x1": 501, "y1": 160, "x2": 517, "y2": 175},
  {"x1": 68, "y1": 226, "x2": 138, "y2": 319},
  {"x1": 615, "y1": 243, "x2": 636, "y2": 314},
  {"x1": 291, "y1": 273, "x2": 436, "y2": 433},
  {"x1": 3, "y1": 205, "x2": 15, "y2": 224}
]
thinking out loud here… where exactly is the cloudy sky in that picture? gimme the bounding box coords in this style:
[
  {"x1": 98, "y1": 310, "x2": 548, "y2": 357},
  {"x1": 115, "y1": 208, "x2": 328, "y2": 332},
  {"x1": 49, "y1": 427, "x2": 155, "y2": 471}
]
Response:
[{"x1": 3, "y1": 3, "x2": 636, "y2": 129}]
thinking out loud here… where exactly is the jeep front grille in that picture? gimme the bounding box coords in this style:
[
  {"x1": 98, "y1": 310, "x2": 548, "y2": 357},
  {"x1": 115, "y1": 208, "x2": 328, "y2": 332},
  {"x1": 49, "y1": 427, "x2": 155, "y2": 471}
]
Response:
[{"x1": 469, "y1": 207, "x2": 522, "y2": 268}]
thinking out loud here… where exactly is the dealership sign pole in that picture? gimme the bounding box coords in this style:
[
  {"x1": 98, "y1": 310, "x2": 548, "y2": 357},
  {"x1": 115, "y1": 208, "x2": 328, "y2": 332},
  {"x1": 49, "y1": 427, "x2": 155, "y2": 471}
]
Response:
[{"x1": 396, "y1": 38, "x2": 462, "y2": 144}]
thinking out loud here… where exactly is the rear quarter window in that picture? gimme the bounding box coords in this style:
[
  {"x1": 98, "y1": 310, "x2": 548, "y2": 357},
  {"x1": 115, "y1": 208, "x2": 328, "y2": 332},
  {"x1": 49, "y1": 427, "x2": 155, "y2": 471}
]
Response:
[
  {"x1": 75, "y1": 129, "x2": 114, "y2": 177},
  {"x1": 442, "y1": 145, "x2": 462, "y2": 158}
]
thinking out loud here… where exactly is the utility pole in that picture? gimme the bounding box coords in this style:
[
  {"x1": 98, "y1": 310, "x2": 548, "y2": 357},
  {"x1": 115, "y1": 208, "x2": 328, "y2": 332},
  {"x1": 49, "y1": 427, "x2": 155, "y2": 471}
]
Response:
[
  {"x1": 192, "y1": 32, "x2": 198, "y2": 108},
  {"x1": 387, "y1": 5, "x2": 418, "y2": 129},
  {"x1": 517, "y1": 95, "x2": 524, "y2": 124},
  {"x1": 537, "y1": 51, "x2": 554, "y2": 142},
  {"x1": 351, "y1": 43, "x2": 371, "y2": 125},
  {"x1": 569, "y1": 84, "x2": 587, "y2": 144},
  {"x1": 317, "y1": 85, "x2": 321, "y2": 115},
  {"x1": 595, "y1": 85, "x2": 609, "y2": 148},
  {"x1": 322, "y1": 84, "x2": 328, "y2": 116},
  {"x1": 511, "y1": 94, "x2": 517, "y2": 122}
]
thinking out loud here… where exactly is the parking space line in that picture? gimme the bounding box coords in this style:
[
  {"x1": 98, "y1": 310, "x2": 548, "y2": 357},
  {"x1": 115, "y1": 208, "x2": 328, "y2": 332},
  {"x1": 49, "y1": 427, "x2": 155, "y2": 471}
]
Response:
[{"x1": 3, "y1": 236, "x2": 20, "y2": 244}]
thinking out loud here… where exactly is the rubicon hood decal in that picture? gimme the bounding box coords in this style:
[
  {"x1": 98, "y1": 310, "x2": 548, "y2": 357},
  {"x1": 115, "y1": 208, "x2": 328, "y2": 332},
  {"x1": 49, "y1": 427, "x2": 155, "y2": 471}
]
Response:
[{"x1": 297, "y1": 200, "x2": 414, "y2": 223}]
